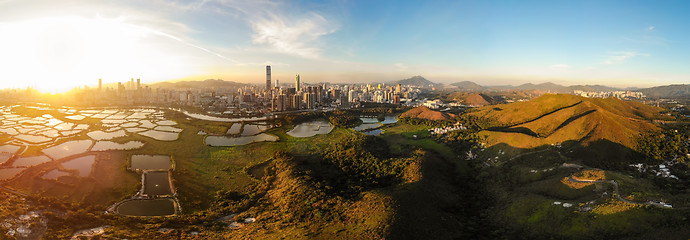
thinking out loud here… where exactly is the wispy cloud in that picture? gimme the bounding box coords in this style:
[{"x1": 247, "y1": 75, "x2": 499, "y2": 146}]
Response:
[
  {"x1": 394, "y1": 63, "x2": 408, "y2": 71},
  {"x1": 647, "y1": 25, "x2": 655, "y2": 31},
  {"x1": 604, "y1": 51, "x2": 649, "y2": 65},
  {"x1": 550, "y1": 64, "x2": 570, "y2": 69},
  {"x1": 132, "y1": 24, "x2": 238, "y2": 63},
  {"x1": 251, "y1": 12, "x2": 336, "y2": 59},
  {"x1": 160, "y1": 0, "x2": 338, "y2": 59}
]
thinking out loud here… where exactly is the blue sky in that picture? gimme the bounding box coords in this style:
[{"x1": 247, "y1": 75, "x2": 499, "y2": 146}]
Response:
[{"x1": 0, "y1": 0, "x2": 688, "y2": 91}]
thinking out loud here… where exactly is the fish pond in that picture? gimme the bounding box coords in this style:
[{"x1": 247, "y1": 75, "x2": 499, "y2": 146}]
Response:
[
  {"x1": 142, "y1": 171, "x2": 173, "y2": 196},
  {"x1": 130, "y1": 155, "x2": 173, "y2": 171},
  {"x1": 287, "y1": 120, "x2": 333, "y2": 138},
  {"x1": 115, "y1": 198, "x2": 176, "y2": 216},
  {"x1": 42, "y1": 140, "x2": 93, "y2": 160},
  {"x1": 205, "y1": 133, "x2": 278, "y2": 147},
  {"x1": 61, "y1": 155, "x2": 96, "y2": 177}
]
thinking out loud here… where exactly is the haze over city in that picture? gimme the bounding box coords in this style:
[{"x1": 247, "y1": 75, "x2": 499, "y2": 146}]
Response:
[{"x1": 1, "y1": 0, "x2": 689, "y2": 93}]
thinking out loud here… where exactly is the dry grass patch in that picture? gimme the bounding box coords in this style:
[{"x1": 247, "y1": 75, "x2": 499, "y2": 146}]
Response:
[
  {"x1": 591, "y1": 199, "x2": 639, "y2": 215},
  {"x1": 561, "y1": 170, "x2": 605, "y2": 189}
]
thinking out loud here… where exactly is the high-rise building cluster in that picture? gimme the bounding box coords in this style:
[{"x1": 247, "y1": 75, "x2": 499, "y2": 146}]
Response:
[
  {"x1": 1, "y1": 67, "x2": 422, "y2": 115},
  {"x1": 264, "y1": 66, "x2": 419, "y2": 112},
  {"x1": 573, "y1": 90, "x2": 645, "y2": 99}
]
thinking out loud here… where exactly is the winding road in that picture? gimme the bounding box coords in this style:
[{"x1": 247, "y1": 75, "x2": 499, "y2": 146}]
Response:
[
  {"x1": 0, "y1": 184, "x2": 28, "y2": 197},
  {"x1": 503, "y1": 147, "x2": 675, "y2": 209},
  {"x1": 566, "y1": 177, "x2": 672, "y2": 208}
]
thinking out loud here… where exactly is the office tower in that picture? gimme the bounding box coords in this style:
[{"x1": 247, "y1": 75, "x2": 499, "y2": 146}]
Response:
[
  {"x1": 98, "y1": 78, "x2": 102, "y2": 91},
  {"x1": 118, "y1": 82, "x2": 124, "y2": 96},
  {"x1": 276, "y1": 79, "x2": 279, "y2": 88},
  {"x1": 137, "y1": 78, "x2": 141, "y2": 91},
  {"x1": 266, "y1": 66, "x2": 271, "y2": 90},
  {"x1": 304, "y1": 92, "x2": 315, "y2": 109},
  {"x1": 286, "y1": 87, "x2": 296, "y2": 96},
  {"x1": 295, "y1": 74, "x2": 300, "y2": 90},
  {"x1": 291, "y1": 94, "x2": 302, "y2": 110}
]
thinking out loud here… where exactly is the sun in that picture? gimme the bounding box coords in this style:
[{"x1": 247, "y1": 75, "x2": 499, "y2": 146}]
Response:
[{"x1": 0, "y1": 16, "x2": 201, "y2": 93}]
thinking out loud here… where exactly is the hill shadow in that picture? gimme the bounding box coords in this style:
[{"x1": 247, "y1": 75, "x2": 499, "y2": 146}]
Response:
[
  {"x1": 385, "y1": 150, "x2": 489, "y2": 239},
  {"x1": 483, "y1": 139, "x2": 645, "y2": 170},
  {"x1": 491, "y1": 126, "x2": 539, "y2": 137},
  {"x1": 486, "y1": 101, "x2": 584, "y2": 135},
  {"x1": 551, "y1": 109, "x2": 597, "y2": 134},
  {"x1": 504, "y1": 100, "x2": 583, "y2": 127}
]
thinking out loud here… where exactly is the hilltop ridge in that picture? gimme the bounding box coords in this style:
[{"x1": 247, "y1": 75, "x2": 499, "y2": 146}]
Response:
[
  {"x1": 468, "y1": 94, "x2": 664, "y2": 152},
  {"x1": 400, "y1": 106, "x2": 455, "y2": 121}
]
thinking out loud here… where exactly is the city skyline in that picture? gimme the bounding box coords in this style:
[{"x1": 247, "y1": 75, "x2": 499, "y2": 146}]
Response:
[{"x1": 1, "y1": 0, "x2": 689, "y2": 93}]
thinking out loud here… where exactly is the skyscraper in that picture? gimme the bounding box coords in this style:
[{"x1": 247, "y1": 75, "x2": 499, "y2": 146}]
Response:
[
  {"x1": 295, "y1": 74, "x2": 300, "y2": 90},
  {"x1": 137, "y1": 78, "x2": 141, "y2": 91},
  {"x1": 266, "y1": 66, "x2": 271, "y2": 90},
  {"x1": 98, "y1": 78, "x2": 102, "y2": 91}
]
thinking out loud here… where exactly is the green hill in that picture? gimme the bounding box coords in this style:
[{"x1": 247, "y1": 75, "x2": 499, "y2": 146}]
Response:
[
  {"x1": 400, "y1": 106, "x2": 455, "y2": 121},
  {"x1": 393, "y1": 76, "x2": 437, "y2": 87},
  {"x1": 463, "y1": 93, "x2": 496, "y2": 106},
  {"x1": 467, "y1": 94, "x2": 664, "y2": 150},
  {"x1": 451, "y1": 81, "x2": 485, "y2": 91},
  {"x1": 639, "y1": 84, "x2": 690, "y2": 98}
]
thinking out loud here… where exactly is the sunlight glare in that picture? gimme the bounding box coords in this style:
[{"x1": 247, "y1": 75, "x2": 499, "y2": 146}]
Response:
[{"x1": 0, "y1": 16, "x2": 200, "y2": 93}]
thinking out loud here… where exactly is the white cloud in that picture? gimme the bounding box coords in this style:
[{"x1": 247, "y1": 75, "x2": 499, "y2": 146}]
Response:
[
  {"x1": 251, "y1": 12, "x2": 336, "y2": 59},
  {"x1": 648, "y1": 25, "x2": 655, "y2": 31},
  {"x1": 604, "y1": 51, "x2": 649, "y2": 65},
  {"x1": 161, "y1": 0, "x2": 338, "y2": 59},
  {"x1": 550, "y1": 64, "x2": 570, "y2": 69}
]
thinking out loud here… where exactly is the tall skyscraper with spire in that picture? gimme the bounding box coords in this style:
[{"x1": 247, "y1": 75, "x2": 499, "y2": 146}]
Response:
[
  {"x1": 266, "y1": 66, "x2": 271, "y2": 90},
  {"x1": 295, "y1": 74, "x2": 300, "y2": 90}
]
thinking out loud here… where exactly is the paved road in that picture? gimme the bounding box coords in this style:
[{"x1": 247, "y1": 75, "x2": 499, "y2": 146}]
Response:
[
  {"x1": 0, "y1": 184, "x2": 28, "y2": 197},
  {"x1": 508, "y1": 148, "x2": 555, "y2": 162}
]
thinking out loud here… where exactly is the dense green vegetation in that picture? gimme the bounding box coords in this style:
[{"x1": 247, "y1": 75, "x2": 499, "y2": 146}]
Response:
[{"x1": 637, "y1": 125, "x2": 690, "y2": 163}]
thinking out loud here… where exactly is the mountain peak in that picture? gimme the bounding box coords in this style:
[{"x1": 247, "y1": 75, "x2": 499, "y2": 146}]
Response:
[{"x1": 394, "y1": 76, "x2": 436, "y2": 86}]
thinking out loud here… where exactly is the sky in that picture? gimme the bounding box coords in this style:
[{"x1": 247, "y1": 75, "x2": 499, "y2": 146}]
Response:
[{"x1": 0, "y1": 0, "x2": 689, "y2": 92}]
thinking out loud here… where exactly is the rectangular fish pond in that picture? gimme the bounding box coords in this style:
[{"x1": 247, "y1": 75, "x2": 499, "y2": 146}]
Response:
[
  {"x1": 130, "y1": 155, "x2": 173, "y2": 171},
  {"x1": 141, "y1": 171, "x2": 174, "y2": 197},
  {"x1": 115, "y1": 198, "x2": 176, "y2": 217}
]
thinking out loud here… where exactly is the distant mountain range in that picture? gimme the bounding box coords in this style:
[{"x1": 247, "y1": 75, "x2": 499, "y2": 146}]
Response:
[
  {"x1": 450, "y1": 81, "x2": 485, "y2": 91},
  {"x1": 393, "y1": 76, "x2": 632, "y2": 94},
  {"x1": 142, "y1": 76, "x2": 689, "y2": 98},
  {"x1": 449, "y1": 80, "x2": 690, "y2": 98},
  {"x1": 452, "y1": 81, "x2": 621, "y2": 93},
  {"x1": 147, "y1": 79, "x2": 247, "y2": 89},
  {"x1": 639, "y1": 84, "x2": 690, "y2": 98}
]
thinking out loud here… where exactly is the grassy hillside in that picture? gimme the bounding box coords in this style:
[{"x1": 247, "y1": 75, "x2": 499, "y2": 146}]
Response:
[
  {"x1": 468, "y1": 94, "x2": 663, "y2": 149},
  {"x1": 400, "y1": 106, "x2": 455, "y2": 121},
  {"x1": 462, "y1": 93, "x2": 494, "y2": 106}
]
